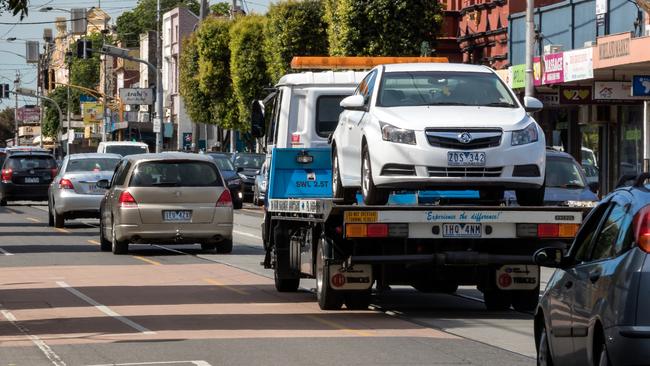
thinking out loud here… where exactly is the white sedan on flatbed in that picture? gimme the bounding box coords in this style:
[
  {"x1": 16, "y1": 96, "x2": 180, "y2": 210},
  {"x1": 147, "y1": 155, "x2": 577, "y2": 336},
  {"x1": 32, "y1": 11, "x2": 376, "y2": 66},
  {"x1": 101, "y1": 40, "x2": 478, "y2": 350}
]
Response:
[{"x1": 331, "y1": 62, "x2": 546, "y2": 205}]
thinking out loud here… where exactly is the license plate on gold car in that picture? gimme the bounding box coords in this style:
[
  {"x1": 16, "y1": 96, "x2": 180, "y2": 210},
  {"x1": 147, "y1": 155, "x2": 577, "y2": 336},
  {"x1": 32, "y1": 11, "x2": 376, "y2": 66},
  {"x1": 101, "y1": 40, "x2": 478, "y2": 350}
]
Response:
[{"x1": 163, "y1": 210, "x2": 192, "y2": 222}]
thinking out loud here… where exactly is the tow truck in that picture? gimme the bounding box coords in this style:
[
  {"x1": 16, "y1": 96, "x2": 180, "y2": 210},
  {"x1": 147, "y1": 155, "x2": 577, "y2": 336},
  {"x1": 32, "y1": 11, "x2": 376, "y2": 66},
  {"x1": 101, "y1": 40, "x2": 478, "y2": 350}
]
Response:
[{"x1": 250, "y1": 57, "x2": 589, "y2": 311}]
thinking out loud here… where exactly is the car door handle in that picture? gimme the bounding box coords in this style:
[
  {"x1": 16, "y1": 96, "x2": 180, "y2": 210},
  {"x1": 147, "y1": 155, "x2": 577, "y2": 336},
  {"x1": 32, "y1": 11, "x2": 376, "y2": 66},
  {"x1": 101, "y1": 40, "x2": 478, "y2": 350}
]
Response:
[
  {"x1": 589, "y1": 271, "x2": 601, "y2": 283},
  {"x1": 564, "y1": 281, "x2": 573, "y2": 289}
]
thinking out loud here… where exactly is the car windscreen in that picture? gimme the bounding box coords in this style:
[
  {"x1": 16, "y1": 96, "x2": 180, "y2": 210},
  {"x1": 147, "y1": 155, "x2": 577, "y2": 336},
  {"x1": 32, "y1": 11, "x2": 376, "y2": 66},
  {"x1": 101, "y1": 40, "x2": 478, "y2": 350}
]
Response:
[
  {"x1": 129, "y1": 161, "x2": 223, "y2": 187},
  {"x1": 209, "y1": 156, "x2": 235, "y2": 171},
  {"x1": 105, "y1": 145, "x2": 148, "y2": 156},
  {"x1": 377, "y1": 71, "x2": 518, "y2": 108},
  {"x1": 316, "y1": 95, "x2": 346, "y2": 137},
  {"x1": 232, "y1": 154, "x2": 264, "y2": 169},
  {"x1": 546, "y1": 157, "x2": 586, "y2": 188},
  {"x1": 66, "y1": 158, "x2": 121, "y2": 173},
  {"x1": 6, "y1": 155, "x2": 56, "y2": 170}
]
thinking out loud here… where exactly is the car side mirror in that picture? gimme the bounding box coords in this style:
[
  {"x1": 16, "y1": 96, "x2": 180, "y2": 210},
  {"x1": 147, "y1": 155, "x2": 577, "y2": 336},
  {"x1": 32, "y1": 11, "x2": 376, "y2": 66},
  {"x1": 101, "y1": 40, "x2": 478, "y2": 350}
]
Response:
[
  {"x1": 588, "y1": 181, "x2": 599, "y2": 194},
  {"x1": 524, "y1": 96, "x2": 543, "y2": 113},
  {"x1": 533, "y1": 247, "x2": 565, "y2": 268},
  {"x1": 96, "y1": 179, "x2": 111, "y2": 189},
  {"x1": 250, "y1": 100, "x2": 265, "y2": 138},
  {"x1": 340, "y1": 95, "x2": 366, "y2": 110}
]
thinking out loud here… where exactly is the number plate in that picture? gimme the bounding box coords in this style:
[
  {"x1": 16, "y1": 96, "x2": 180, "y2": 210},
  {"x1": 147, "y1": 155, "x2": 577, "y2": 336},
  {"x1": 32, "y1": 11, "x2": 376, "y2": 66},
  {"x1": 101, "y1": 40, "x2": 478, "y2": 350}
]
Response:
[
  {"x1": 442, "y1": 223, "x2": 482, "y2": 238},
  {"x1": 88, "y1": 184, "x2": 104, "y2": 194},
  {"x1": 24, "y1": 177, "x2": 39, "y2": 184},
  {"x1": 447, "y1": 151, "x2": 486, "y2": 166},
  {"x1": 163, "y1": 210, "x2": 192, "y2": 222}
]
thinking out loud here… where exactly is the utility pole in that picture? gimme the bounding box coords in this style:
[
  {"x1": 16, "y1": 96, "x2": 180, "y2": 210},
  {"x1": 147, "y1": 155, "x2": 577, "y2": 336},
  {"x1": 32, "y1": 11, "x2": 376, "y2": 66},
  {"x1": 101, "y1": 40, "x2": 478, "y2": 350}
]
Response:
[
  {"x1": 13, "y1": 71, "x2": 19, "y2": 147},
  {"x1": 102, "y1": 15, "x2": 108, "y2": 143},
  {"x1": 524, "y1": 0, "x2": 535, "y2": 98},
  {"x1": 154, "y1": 0, "x2": 163, "y2": 153},
  {"x1": 66, "y1": 50, "x2": 72, "y2": 155},
  {"x1": 229, "y1": 0, "x2": 237, "y2": 153}
]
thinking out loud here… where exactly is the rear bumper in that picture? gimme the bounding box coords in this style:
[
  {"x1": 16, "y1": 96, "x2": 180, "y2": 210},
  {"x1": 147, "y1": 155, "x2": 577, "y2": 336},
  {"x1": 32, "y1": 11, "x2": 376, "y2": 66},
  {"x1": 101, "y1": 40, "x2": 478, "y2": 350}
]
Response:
[
  {"x1": 54, "y1": 191, "x2": 103, "y2": 215},
  {"x1": 115, "y1": 222, "x2": 233, "y2": 243},
  {"x1": 606, "y1": 326, "x2": 650, "y2": 365},
  {"x1": 0, "y1": 183, "x2": 49, "y2": 201}
]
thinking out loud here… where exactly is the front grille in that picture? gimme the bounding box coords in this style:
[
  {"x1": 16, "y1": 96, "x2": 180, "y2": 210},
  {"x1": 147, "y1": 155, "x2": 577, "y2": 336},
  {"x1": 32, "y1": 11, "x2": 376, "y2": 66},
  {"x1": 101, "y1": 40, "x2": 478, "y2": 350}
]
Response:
[
  {"x1": 428, "y1": 166, "x2": 503, "y2": 178},
  {"x1": 425, "y1": 129, "x2": 502, "y2": 150},
  {"x1": 381, "y1": 164, "x2": 416, "y2": 176}
]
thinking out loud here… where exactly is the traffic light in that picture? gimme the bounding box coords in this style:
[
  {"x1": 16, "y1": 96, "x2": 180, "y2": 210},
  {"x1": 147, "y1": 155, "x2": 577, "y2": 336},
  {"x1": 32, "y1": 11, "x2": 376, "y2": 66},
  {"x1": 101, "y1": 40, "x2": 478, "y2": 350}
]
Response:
[
  {"x1": 0, "y1": 84, "x2": 9, "y2": 99},
  {"x1": 76, "y1": 39, "x2": 92, "y2": 59}
]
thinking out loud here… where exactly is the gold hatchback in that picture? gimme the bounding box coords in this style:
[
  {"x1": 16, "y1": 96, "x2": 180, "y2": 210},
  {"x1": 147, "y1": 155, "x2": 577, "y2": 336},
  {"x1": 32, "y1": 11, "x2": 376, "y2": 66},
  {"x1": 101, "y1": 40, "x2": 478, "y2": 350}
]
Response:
[{"x1": 97, "y1": 153, "x2": 233, "y2": 254}]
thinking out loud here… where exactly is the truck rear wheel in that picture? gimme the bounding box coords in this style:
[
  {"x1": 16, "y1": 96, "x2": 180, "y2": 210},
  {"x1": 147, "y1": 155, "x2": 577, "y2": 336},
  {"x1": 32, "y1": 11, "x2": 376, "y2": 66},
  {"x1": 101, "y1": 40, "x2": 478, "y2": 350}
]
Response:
[
  {"x1": 316, "y1": 236, "x2": 343, "y2": 310},
  {"x1": 274, "y1": 267, "x2": 300, "y2": 292},
  {"x1": 483, "y1": 289, "x2": 512, "y2": 311},
  {"x1": 511, "y1": 288, "x2": 540, "y2": 312}
]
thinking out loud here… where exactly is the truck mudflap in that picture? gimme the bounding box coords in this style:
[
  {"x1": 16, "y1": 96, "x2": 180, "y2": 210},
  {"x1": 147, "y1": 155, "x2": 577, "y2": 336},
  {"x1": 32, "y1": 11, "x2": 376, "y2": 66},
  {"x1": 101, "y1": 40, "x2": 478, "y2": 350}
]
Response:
[
  {"x1": 329, "y1": 264, "x2": 373, "y2": 291},
  {"x1": 496, "y1": 264, "x2": 540, "y2": 291}
]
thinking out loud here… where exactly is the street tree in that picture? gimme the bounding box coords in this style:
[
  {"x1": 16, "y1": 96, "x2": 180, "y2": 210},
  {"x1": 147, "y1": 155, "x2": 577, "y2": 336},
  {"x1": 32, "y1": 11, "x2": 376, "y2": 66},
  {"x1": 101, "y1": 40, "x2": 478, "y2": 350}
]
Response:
[
  {"x1": 264, "y1": 0, "x2": 328, "y2": 82},
  {"x1": 115, "y1": 0, "x2": 200, "y2": 47},
  {"x1": 42, "y1": 87, "x2": 81, "y2": 138},
  {"x1": 70, "y1": 32, "x2": 104, "y2": 90},
  {"x1": 324, "y1": 0, "x2": 442, "y2": 56},
  {"x1": 0, "y1": 107, "x2": 15, "y2": 144},
  {"x1": 0, "y1": 0, "x2": 28, "y2": 18},
  {"x1": 210, "y1": 2, "x2": 231, "y2": 16},
  {"x1": 179, "y1": 33, "x2": 214, "y2": 128},
  {"x1": 230, "y1": 15, "x2": 269, "y2": 131}
]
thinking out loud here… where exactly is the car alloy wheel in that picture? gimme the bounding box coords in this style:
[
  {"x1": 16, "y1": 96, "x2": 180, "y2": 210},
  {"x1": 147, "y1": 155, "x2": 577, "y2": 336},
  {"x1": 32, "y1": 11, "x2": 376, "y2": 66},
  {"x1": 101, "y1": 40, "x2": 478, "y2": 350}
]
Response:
[
  {"x1": 361, "y1": 146, "x2": 388, "y2": 205},
  {"x1": 537, "y1": 323, "x2": 553, "y2": 366}
]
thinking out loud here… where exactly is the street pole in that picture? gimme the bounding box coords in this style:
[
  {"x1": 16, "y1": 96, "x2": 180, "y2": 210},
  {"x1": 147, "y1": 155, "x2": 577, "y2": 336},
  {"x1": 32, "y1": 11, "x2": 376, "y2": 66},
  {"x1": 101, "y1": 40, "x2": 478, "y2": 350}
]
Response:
[
  {"x1": 524, "y1": 0, "x2": 535, "y2": 98},
  {"x1": 66, "y1": 52, "x2": 72, "y2": 155},
  {"x1": 155, "y1": 0, "x2": 163, "y2": 153},
  {"x1": 14, "y1": 71, "x2": 19, "y2": 147}
]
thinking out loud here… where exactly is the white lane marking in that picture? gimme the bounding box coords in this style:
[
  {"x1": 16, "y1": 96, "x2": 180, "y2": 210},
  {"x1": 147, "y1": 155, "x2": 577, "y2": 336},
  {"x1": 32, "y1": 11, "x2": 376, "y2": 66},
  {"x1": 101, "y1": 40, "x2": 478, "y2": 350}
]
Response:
[
  {"x1": 0, "y1": 308, "x2": 67, "y2": 366},
  {"x1": 233, "y1": 230, "x2": 260, "y2": 240},
  {"x1": 0, "y1": 247, "x2": 14, "y2": 256},
  {"x1": 56, "y1": 281, "x2": 155, "y2": 335},
  {"x1": 85, "y1": 361, "x2": 212, "y2": 366}
]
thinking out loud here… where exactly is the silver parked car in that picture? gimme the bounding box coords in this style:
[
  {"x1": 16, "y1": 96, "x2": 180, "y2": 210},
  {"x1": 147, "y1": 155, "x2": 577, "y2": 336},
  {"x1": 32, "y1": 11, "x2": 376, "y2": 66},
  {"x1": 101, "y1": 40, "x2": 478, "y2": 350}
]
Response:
[
  {"x1": 98, "y1": 153, "x2": 233, "y2": 254},
  {"x1": 48, "y1": 153, "x2": 122, "y2": 228},
  {"x1": 534, "y1": 174, "x2": 650, "y2": 366}
]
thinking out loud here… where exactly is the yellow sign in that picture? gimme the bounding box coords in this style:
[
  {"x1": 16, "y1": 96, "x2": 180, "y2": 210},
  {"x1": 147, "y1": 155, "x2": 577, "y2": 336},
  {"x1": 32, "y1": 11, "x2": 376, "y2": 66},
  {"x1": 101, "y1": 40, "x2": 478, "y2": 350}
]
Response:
[
  {"x1": 344, "y1": 211, "x2": 378, "y2": 223},
  {"x1": 82, "y1": 102, "x2": 103, "y2": 123}
]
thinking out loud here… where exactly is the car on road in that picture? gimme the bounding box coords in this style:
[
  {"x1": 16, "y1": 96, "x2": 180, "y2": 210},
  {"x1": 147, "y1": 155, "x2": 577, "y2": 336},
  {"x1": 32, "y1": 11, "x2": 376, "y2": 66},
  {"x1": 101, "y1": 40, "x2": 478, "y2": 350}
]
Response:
[
  {"x1": 97, "y1": 141, "x2": 149, "y2": 156},
  {"x1": 48, "y1": 153, "x2": 122, "y2": 228},
  {"x1": 206, "y1": 152, "x2": 244, "y2": 209},
  {"x1": 98, "y1": 153, "x2": 233, "y2": 254},
  {"x1": 331, "y1": 63, "x2": 546, "y2": 205},
  {"x1": 534, "y1": 172, "x2": 650, "y2": 366},
  {"x1": 0, "y1": 151, "x2": 57, "y2": 206},
  {"x1": 253, "y1": 161, "x2": 267, "y2": 206},
  {"x1": 231, "y1": 153, "x2": 265, "y2": 201}
]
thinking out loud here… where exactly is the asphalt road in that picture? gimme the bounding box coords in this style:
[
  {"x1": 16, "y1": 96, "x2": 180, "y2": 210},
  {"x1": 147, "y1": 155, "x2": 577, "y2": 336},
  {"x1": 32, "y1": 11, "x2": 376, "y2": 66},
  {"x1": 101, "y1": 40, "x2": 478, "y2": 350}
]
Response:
[{"x1": 0, "y1": 202, "x2": 542, "y2": 366}]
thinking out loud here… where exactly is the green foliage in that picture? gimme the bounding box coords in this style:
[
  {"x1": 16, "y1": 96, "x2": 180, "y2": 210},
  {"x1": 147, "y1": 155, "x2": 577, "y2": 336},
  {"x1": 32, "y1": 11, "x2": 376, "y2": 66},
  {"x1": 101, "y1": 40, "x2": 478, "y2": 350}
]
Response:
[
  {"x1": 210, "y1": 2, "x2": 231, "y2": 16},
  {"x1": 179, "y1": 33, "x2": 214, "y2": 127},
  {"x1": 70, "y1": 32, "x2": 104, "y2": 90},
  {"x1": 42, "y1": 87, "x2": 81, "y2": 138},
  {"x1": 324, "y1": 0, "x2": 442, "y2": 56},
  {"x1": 230, "y1": 15, "x2": 269, "y2": 131},
  {"x1": 264, "y1": 0, "x2": 328, "y2": 82},
  {"x1": 116, "y1": 0, "x2": 200, "y2": 47},
  {"x1": 0, "y1": 107, "x2": 14, "y2": 144}
]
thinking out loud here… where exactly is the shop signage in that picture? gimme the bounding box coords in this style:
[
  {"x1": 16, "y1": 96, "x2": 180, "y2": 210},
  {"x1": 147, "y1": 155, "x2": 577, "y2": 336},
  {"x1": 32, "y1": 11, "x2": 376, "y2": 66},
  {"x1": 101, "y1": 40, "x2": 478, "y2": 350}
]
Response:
[
  {"x1": 596, "y1": 0, "x2": 608, "y2": 15},
  {"x1": 563, "y1": 48, "x2": 594, "y2": 82},
  {"x1": 511, "y1": 64, "x2": 525, "y2": 89},
  {"x1": 598, "y1": 33, "x2": 630, "y2": 61},
  {"x1": 559, "y1": 85, "x2": 592, "y2": 104},
  {"x1": 17, "y1": 106, "x2": 40, "y2": 123},
  {"x1": 537, "y1": 93, "x2": 559, "y2": 106},
  {"x1": 119, "y1": 88, "x2": 154, "y2": 105},
  {"x1": 632, "y1": 75, "x2": 650, "y2": 97},
  {"x1": 533, "y1": 57, "x2": 542, "y2": 86},
  {"x1": 543, "y1": 53, "x2": 564, "y2": 84},
  {"x1": 495, "y1": 69, "x2": 511, "y2": 86},
  {"x1": 182, "y1": 132, "x2": 192, "y2": 149},
  {"x1": 82, "y1": 102, "x2": 103, "y2": 123},
  {"x1": 594, "y1": 81, "x2": 642, "y2": 100}
]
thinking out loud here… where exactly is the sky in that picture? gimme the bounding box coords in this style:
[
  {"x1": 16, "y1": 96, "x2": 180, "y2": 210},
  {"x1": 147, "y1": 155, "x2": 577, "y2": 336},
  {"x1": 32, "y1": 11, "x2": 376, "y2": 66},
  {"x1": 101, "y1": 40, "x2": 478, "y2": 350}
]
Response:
[{"x1": 0, "y1": 0, "x2": 272, "y2": 109}]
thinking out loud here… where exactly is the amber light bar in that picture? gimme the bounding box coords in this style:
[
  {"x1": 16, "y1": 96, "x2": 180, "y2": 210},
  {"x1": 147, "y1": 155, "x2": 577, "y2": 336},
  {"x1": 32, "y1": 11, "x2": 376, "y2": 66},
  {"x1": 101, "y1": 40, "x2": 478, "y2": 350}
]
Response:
[{"x1": 291, "y1": 56, "x2": 449, "y2": 70}]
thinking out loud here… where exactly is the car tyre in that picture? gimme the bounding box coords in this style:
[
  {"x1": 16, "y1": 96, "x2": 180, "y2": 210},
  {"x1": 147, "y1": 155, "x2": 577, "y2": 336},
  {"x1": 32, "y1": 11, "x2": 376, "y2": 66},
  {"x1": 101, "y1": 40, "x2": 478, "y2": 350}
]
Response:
[
  {"x1": 47, "y1": 198, "x2": 54, "y2": 227},
  {"x1": 333, "y1": 150, "x2": 356, "y2": 204},
  {"x1": 111, "y1": 222, "x2": 128, "y2": 255},
  {"x1": 53, "y1": 203, "x2": 65, "y2": 228},
  {"x1": 201, "y1": 242, "x2": 217, "y2": 252},
  {"x1": 316, "y1": 236, "x2": 343, "y2": 310},
  {"x1": 537, "y1": 322, "x2": 554, "y2": 366},
  {"x1": 345, "y1": 290, "x2": 371, "y2": 310},
  {"x1": 216, "y1": 238, "x2": 233, "y2": 254},
  {"x1": 516, "y1": 184, "x2": 545, "y2": 206},
  {"x1": 274, "y1": 266, "x2": 300, "y2": 292},
  {"x1": 233, "y1": 199, "x2": 243, "y2": 210},
  {"x1": 361, "y1": 146, "x2": 389, "y2": 205},
  {"x1": 511, "y1": 288, "x2": 540, "y2": 312},
  {"x1": 594, "y1": 331, "x2": 611, "y2": 366},
  {"x1": 99, "y1": 216, "x2": 111, "y2": 252},
  {"x1": 483, "y1": 289, "x2": 512, "y2": 311}
]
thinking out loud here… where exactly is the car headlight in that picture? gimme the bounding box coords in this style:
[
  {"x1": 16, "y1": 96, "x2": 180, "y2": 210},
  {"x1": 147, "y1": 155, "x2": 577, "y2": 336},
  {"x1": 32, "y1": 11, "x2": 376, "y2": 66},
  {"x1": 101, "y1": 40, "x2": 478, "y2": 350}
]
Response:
[
  {"x1": 511, "y1": 123, "x2": 539, "y2": 146},
  {"x1": 381, "y1": 122, "x2": 416, "y2": 145},
  {"x1": 238, "y1": 173, "x2": 247, "y2": 180},
  {"x1": 229, "y1": 179, "x2": 242, "y2": 186}
]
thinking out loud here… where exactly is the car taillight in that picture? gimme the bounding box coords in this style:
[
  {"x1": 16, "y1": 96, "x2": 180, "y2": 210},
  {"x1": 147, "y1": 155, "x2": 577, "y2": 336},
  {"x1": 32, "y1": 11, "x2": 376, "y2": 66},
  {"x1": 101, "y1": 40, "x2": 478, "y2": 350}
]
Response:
[
  {"x1": 634, "y1": 205, "x2": 650, "y2": 253},
  {"x1": 216, "y1": 190, "x2": 233, "y2": 207},
  {"x1": 59, "y1": 178, "x2": 74, "y2": 190},
  {"x1": 1, "y1": 168, "x2": 12, "y2": 182},
  {"x1": 118, "y1": 191, "x2": 138, "y2": 207}
]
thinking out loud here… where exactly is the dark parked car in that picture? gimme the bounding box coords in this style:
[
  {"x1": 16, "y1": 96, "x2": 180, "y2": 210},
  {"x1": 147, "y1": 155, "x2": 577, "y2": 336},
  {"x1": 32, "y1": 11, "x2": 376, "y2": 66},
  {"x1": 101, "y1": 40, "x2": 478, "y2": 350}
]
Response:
[
  {"x1": 534, "y1": 172, "x2": 650, "y2": 366},
  {"x1": 206, "y1": 153, "x2": 243, "y2": 209},
  {"x1": 0, "y1": 151, "x2": 57, "y2": 205},
  {"x1": 231, "y1": 153, "x2": 265, "y2": 201}
]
